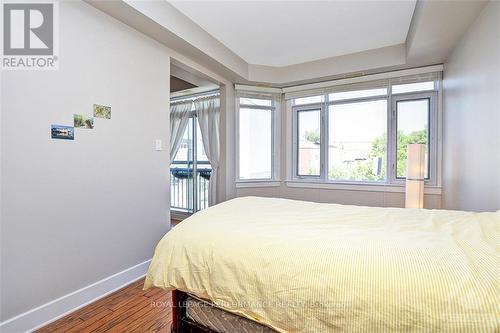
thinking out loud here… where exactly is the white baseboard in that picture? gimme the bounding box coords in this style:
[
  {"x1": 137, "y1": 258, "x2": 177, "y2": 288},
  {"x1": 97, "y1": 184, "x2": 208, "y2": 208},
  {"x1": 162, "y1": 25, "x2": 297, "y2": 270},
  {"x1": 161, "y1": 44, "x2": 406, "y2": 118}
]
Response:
[{"x1": 0, "y1": 259, "x2": 151, "y2": 333}]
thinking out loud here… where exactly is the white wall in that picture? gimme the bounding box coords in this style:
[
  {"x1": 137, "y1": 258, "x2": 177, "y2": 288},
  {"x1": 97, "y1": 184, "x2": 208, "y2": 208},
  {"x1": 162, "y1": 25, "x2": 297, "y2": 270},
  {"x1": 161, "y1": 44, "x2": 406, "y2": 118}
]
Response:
[
  {"x1": 1, "y1": 0, "x2": 170, "y2": 323},
  {"x1": 442, "y1": 1, "x2": 500, "y2": 212},
  {"x1": 236, "y1": 186, "x2": 442, "y2": 209},
  {"x1": 219, "y1": 84, "x2": 237, "y2": 201}
]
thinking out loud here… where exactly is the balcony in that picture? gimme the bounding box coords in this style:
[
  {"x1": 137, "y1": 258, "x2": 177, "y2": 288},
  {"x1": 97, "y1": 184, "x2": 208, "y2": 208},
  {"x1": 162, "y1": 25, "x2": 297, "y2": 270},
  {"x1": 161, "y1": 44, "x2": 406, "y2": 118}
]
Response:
[{"x1": 170, "y1": 161, "x2": 211, "y2": 213}]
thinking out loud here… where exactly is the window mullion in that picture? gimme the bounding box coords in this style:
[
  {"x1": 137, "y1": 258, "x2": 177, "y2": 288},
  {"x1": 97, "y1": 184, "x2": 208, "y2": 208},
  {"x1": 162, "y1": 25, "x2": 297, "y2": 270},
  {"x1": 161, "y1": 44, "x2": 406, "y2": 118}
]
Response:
[
  {"x1": 320, "y1": 104, "x2": 325, "y2": 180},
  {"x1": 271, "y1": 100, "x2": 279, "y2": 180},
  {"x1": 292, "y1": 107, "x2": 298, "y2": 178},
  {"x1": 322, "y1": 96, "x2": 328, "y2": 182},
  {"x1": 387, "y1": 95, "x2": 396, "y2": 184}
]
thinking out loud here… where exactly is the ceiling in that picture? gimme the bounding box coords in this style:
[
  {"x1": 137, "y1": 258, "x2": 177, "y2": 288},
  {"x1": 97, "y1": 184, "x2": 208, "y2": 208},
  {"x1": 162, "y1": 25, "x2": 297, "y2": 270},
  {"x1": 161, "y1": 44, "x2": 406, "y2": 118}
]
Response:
[
  {"x1": 170, "y1": 76, "x2": 196, "y2": 93},
  {"x1": 89, "y1": 0, "x2": 487, "y2": 85},
  {"x1": 169, "y1": 0, "x2": 417, "y2": 67},
  {"x1": 170, "y1": 62, "x2": 220, "y2": 96}
]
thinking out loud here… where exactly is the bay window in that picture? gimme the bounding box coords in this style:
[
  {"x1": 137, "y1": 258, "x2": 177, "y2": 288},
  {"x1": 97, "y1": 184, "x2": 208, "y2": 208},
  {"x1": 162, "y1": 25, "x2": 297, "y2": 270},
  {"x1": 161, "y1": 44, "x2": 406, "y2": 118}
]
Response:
[{"x1": 290, "y1": 75, "x2": 440, "y2": 187}]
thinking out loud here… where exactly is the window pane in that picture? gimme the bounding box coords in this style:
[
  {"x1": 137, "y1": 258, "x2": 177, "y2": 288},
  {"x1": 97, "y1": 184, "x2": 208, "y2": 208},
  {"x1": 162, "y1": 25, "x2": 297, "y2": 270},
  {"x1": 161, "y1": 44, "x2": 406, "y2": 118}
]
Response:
[
  {"x1": 392, "y1": 81, "x2": 435, "y2": 94},
  {"x1": 329, "y1": 88, "x2": 387, "y2": 101},
  {"x1": 173, "y1": 117, "x2": 193, "y2": 163},
  {"x1": 293, "y1": 95, "x2": 324, "y2": 105},
  {"x1": 396, "y1": 99, "x2": 429, "y2": 179},
  {"x1": 196, "y1": 120, "x2": 210, "y2": 170},
  {"x1": 239, "y1": 97, "x2": 272, "y2": 107},
  {"x1": 328, "y1": 100, "x2": 387, "y2": 181},
  {"x1": 297, "y1": 109, "x2": 321, "y2": 176},
  {"x1": 239, "y1": 108, "x2": 272, "y2": 179}
]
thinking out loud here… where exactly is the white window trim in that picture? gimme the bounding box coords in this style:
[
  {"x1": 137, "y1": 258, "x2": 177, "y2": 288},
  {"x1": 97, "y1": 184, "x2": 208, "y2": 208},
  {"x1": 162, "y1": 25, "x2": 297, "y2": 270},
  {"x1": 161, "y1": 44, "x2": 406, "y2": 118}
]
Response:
[
  {"x1": 286, "y1": 79, "x2": 442, "y2": 190},
  {"x1": 284, "y1": 180, "x2": 442, "y2": 194},
  {"x1": 283, "y1": 65, "x2": 443, "y2": 98},
  {"x1": 235, "y1": 92, "x2": 281, "y2": 185},
  {"x1": 235, "y1": 181, "x2": 281, "y2": 188}
]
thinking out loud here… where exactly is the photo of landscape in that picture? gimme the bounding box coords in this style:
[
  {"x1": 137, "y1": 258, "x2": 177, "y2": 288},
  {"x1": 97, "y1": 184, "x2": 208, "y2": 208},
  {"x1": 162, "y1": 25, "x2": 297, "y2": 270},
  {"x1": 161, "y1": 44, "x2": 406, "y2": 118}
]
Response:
[{"x1": 51, "y1": 125, "x2": 74, "y2": 140}]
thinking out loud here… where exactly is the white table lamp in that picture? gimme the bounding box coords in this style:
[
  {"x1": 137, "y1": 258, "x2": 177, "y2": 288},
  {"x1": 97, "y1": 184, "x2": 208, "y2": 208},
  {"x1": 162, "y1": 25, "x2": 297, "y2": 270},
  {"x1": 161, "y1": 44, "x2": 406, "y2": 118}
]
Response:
[{"x1": 405, "y1": 144, "x2": 425, "y2": 208}]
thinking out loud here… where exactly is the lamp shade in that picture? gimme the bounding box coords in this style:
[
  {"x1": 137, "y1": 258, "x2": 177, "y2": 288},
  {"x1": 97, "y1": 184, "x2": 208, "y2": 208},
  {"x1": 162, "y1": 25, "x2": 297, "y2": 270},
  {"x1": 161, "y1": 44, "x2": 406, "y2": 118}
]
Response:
[{"x1": 405, "y1": 144, "x2": 425, "y2": 208}]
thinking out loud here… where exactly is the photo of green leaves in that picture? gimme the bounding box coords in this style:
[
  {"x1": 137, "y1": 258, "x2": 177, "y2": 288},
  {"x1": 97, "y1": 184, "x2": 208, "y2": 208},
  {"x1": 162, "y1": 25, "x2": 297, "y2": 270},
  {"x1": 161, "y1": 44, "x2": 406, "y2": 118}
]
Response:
[{"x1": 74, "y1": 114, "x2": 94, "y2": 129}]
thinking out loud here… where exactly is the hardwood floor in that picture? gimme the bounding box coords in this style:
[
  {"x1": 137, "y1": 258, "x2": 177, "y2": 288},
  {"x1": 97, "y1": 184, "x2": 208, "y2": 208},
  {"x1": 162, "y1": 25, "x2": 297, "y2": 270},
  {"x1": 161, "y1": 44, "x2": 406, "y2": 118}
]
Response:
[
  {"x1": 35, "y1": 279, "x2": 172, "y2": 333},
  {"x1": 171, "y1": 218, "x2": 184, "y2": 227}
]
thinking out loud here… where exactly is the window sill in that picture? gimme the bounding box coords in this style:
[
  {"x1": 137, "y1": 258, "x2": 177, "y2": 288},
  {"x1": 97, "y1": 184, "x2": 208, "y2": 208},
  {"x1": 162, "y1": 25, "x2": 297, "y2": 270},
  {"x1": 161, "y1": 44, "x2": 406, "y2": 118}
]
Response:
[
  {"x1": 235, "y1": 180, "x2": 281, "y2": 188},
  {"x1": 285, "y1": 180, "x2": 442, "y2": 195}
]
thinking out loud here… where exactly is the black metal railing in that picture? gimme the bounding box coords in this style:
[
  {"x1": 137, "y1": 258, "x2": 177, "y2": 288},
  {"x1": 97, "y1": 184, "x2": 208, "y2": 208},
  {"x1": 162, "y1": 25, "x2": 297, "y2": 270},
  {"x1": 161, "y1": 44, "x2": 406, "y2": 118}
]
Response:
[{"x1": 170, "y1": 161, "x2": 211, "y2": 213}]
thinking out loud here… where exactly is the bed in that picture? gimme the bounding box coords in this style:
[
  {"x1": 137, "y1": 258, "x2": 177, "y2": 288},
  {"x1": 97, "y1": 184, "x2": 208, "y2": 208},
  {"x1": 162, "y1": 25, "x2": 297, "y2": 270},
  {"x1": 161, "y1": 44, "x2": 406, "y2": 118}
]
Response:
[{"x1": 144, "y1": 196, "x2": 500, "y2": 332}]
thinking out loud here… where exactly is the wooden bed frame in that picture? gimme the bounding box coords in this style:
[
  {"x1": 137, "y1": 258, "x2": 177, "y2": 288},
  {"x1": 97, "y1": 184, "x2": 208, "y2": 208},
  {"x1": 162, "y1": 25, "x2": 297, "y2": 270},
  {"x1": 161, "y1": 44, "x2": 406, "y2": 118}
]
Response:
[{"x1": 171, "y1": 289, "x2": 218, "y2": 333}]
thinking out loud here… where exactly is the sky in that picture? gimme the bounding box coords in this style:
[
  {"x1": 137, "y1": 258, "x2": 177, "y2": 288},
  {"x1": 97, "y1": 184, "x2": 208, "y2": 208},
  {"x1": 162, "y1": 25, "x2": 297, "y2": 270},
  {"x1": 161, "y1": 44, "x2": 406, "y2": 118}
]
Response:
[{"x1": 298, "y1": 98, "x2": 428, "y2": 144}]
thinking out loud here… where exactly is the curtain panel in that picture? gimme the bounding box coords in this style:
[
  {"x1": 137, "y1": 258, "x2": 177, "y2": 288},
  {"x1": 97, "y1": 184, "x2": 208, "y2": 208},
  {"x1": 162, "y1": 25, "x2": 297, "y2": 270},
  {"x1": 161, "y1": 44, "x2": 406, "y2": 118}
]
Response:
[
  {"x1": 170, "y1": 101, "x2": 192, "y2": 161},
  {"x1": 195, "y1": 96, "x2": 220, "y2": 206}
]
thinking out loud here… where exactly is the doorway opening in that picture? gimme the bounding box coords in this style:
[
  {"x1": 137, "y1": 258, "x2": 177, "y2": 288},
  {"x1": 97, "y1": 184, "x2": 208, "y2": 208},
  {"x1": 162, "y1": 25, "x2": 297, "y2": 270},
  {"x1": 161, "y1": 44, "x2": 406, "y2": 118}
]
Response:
[{"x1": 170, "y1": 61, "x2": 220, "y2": 216}]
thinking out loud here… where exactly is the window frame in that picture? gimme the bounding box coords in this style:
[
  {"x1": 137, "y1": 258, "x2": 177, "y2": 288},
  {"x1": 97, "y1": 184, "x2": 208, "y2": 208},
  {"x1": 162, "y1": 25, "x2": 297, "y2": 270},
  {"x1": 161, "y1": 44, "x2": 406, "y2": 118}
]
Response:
[
  {"x1": 390, "y1": 91, "x2": 438, "y2": 186},
  {"x1": 292, "y1": 104, "x2": 324, "y2": 179},
  {"x1": 235, "y1": 93, "x2": 279, "y2": 183},
  {"x1": 290, "y1": 82, "x2": 439, "y2": 187}
]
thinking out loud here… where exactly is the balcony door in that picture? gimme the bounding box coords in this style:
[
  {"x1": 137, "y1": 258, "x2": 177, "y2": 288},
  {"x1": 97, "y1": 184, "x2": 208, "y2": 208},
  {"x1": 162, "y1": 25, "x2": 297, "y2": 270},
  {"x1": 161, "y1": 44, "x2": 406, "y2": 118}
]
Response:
[{"x1": 170, "y1": 115, "x2": 211, "y2": 213}]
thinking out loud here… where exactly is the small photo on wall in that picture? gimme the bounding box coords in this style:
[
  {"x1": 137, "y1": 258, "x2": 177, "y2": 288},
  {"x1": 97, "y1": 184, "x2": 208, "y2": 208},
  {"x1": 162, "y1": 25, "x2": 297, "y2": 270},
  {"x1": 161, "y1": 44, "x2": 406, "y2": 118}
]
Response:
[
  {"x1": 93, "y1": 104, "x2": 111, "y2": 119},
  {"x1": 51, "y1": 125, "x2": 74, "y2": 140},
  {"x1": 74, "y1": 114, "x2": 94, "y2": 129}
]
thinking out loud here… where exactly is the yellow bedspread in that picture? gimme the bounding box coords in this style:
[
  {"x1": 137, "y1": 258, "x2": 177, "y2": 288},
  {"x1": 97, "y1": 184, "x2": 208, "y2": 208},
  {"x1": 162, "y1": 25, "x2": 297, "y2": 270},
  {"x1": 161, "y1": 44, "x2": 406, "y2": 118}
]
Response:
[{"x1": 145, "y1": 197, "x2": 500, "y2": 332}]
